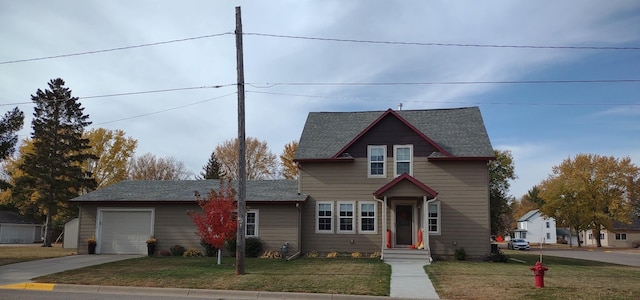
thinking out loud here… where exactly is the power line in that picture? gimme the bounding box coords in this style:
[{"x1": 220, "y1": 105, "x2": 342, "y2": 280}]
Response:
[
  {"x1": 0, "y1": 32, "x2": 233, "y2": 65},
  {"x1": 247, "y1": 90, "x2": 640, "y2": 106},
  {"x1": 244, "y1": 32, "x2": 640, "y2": 50},
  {"x1": 93, "y1": 92, "x2": 237, "y2": 126},
  {"x1": 0, "y1": 84, "x2": 235, "y2": 107},
  {"x1": 246, "y1": 79, "x2": 640, "y2": 88}
]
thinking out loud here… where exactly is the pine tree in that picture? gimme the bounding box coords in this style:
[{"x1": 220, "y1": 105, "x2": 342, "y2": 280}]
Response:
[
  {"x1": 16, "y1": 78, "x2": 96, "y2": 247},
  {"x1": 0, "y1": 107, "x2": 24, "y2": 189},
  {"x1": 198, "y1": 150, "x2": 225, "y2": 179}
]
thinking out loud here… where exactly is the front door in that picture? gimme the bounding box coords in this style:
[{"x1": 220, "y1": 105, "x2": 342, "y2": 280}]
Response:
[{"x1": 395, "y1": 205, "x2": 413, "y2": 245}]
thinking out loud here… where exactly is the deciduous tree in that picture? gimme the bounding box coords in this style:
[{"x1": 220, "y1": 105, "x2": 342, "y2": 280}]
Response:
[
  {"x1": 215, "y1": 137, "x2": 277, "y2": 180},
  {"x1": 189, "y1": 182, "x2": 237, "y2": 264},
  {"x1": 509, "y1": 186, "x2": 542, "y2": 230},
  {"x1": 128, "y1": 153, "x2": 192, "y2": 180},
  {"x1": 489, "y1": 149, "x2": 517, "y2": 235},
  {"x1": 539, "y1": 154, "x2": 639, "y2": 247},
  {"x1": 16, "y1": 79, "x2": 96, "y2": 247},
  {"x1": 280, "y1": 140, "x2": 298, "y2": 179},
  {"x1": 84, "y1": 128, "x2": 137, "y2": 188}
]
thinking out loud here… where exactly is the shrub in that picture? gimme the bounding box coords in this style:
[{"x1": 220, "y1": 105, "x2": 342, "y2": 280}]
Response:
[
  {"x1": 305, "y1": 251, "x2": 318, "y2": 258},
  {"x1": 184, "y1": 248, "x2": 202, "y2": 257},
  {"x1": 200, "y1": 240, "x2": 217, "y2": 257},
  {"x1": 632, "y1": 240, "x2": 640, "y2": 248},
  {"x1": 326, "y1": 251, "x2": 338, "y2": 258},
  {"x1": 351, "y1": 252, "x2": 362, "y2": 258},
  {"x1": 454, "y1": 247, "x2": 466, "y2": 261},
  {"x1": 170, "y1": 244, "x2": 186, "y2": 256},
  {"x1": 369, "y1": 252, "x2": 381, "y2": 259},
  {"x1": 261, "y1": 250, "x2": 281, "y2": 259},
  {"x1": 485, "y1": 250, "x2": 509, "y2": 263},
  {"x1": 224, "y1": 237, "x2": 264, "y2": 257}
]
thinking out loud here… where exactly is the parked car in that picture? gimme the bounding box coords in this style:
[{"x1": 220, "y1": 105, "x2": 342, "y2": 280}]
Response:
[{"x1": 508, "y1": 239, "x2": 530, "y2": 250}]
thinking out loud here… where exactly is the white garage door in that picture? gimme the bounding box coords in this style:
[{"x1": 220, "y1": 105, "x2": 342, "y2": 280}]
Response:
[{"x1": 98, "y1": 209, "x2": 153, "y2": 254}]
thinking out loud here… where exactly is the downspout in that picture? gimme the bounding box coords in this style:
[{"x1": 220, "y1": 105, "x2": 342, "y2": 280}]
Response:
[
  {"x1": 286, "y1": 202, "x2": 302, "y2": 261},
  {"x1": 424, "y1": 196, "x2": 437, "y2": 263},
  {"x1": 373, "y1": 195, "x2": 386, "y2": 260}
]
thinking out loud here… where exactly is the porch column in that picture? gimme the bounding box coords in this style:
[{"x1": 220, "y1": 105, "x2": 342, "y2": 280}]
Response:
[
  {"x1": 422, "y1": 196, "x2": 427, "y2": 251},
  {"x1": 383, "y1": 196, "x2": 388, "y2": 249}
]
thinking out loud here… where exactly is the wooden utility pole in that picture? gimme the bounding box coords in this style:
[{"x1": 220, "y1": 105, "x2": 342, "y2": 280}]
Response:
[{"x1": 234, "y1": 6, "x2": 246, "y2": 275}]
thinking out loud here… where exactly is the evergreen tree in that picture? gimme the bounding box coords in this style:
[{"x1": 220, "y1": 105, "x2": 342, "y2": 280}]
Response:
[
  {"x1": 0, "y1": 107, "x2": 24, "y2": 189},
  {"x1": 198, "y1": 150, "x2": 225, "y2": 179},
  {"x1": 15, "y1": 78, "x2": 96, "y2": 247}
]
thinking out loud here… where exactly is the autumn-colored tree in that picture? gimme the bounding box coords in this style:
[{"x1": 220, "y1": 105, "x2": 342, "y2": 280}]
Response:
[
  {"x1": 489, "y1": 149, "x2": 517, "y2": 235},
  {"x1": 84, "y1": 128, "x2": 137, "y2": 188},
  {"x1": 539, "y1": 154, "x2": 640, "y2": 247},
  {"x1": 128, "y1": 153, "x2": 192, "y2": 180},
  {"x1": 215, "y1": 137, "x2": 277, "y2": 180},
  {"x1": 0, "y1": 107, "x2": 24, "y2": 189},
  {"x1": 189, "y1": 182, "x2": 237, "y2": 264},
  {"x1": 197, "y1": 150, "x2": 225, "y2": 179},
  {"x1": 280, "y1": 140, "x2": 298, "y2": 179}
]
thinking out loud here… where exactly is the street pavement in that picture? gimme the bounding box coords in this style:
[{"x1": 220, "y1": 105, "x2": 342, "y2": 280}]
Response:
[{"x1": 538, "y1": 247, "x2": 640, "y2": 267}]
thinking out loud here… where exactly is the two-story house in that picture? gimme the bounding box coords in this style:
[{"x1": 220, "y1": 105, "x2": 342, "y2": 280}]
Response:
[
  {"x1": 513, "y1": 209, "x2": 557, "y2": 244},
  {"x1": 294, "y1": 107, "x2": 495, "y2": 260}
]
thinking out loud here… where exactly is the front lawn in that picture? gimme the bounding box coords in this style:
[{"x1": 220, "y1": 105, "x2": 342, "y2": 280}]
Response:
[
  {"x1": 35, "y1": 257, "x2": 391, "y2": 296},
  {"x1": 0, "y1": 244, "x2": 76, "y2": 266},
  {"x1": 426, "y1": 251, "x2": 640, "y2": 300}
]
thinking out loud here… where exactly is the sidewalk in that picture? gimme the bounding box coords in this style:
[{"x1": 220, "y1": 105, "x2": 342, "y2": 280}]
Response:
[{"x1": 386, "y1": 260, "x2": 440, "y2": 299}]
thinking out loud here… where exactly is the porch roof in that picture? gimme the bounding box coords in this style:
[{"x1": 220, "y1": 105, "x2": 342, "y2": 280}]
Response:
[{"x1": 373, "y1": 173, "x2": 438, "y2": 198}]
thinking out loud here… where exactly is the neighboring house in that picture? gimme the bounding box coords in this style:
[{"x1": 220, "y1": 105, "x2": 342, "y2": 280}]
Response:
[
  {"x1": 72, "y1": 106, "x2": 495, "y2": 260},
  {"x1": 581, "y1": 218, "x2": 640, "y2": 248},
  {"x1": 71, "y1": 180, "x2": 307, "y2": 255},
  {"x1": 0, "y1": 211, "x2": 43, "y2": 244},
  {"x1": 556, "y1": 227, "x2": 579, "y2": 246},
  {"x1": 512, "y1": 209, "x2": 557, "y2": 244},
  {"x1": 293, "y1": 107, "x2": 495, "y2": 260}
]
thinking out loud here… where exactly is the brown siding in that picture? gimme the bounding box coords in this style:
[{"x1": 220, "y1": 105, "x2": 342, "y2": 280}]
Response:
[
  {"x1": 77, "y1": 202, "x2": 300, "y2": 256},
  {"x1": 299, "y1": 157, "x2": 490, "y2": 259}
]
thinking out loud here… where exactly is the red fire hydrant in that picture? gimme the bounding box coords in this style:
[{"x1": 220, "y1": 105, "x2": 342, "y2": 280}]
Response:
[{"x1": 530, "y1": 261, "x2": 549, "y2": 288}]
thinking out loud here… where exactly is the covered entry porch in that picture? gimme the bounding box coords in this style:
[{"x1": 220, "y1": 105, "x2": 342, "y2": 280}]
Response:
[{"x1": 373, "y1": 174, "x2": 438, "y2": 261}]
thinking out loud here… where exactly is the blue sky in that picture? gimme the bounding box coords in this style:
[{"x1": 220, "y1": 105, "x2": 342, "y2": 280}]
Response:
[{"x1": 1, "y1": 1, "x2": 639, "y2": 198}]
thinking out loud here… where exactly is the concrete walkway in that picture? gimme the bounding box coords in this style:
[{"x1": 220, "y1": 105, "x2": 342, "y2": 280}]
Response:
[
  {"x1": 0, "y1": 254, "x2": 141, "y2": 285},
  {"x1": 385, "y1": 260, "x2": 439, "y2": 299}
]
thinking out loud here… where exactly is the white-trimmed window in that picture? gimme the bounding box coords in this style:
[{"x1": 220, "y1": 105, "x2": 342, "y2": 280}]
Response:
[
  {"x1": 394, "y1": 145, "x2": 413, "y2": 176},
  {"x1": 615, "y1": 233, "x2": 627, "y2": 240},
  {"x1": 338, "y1": 202, "x2": 355, "y2": 233},
  {"x1": 427, "y1": 202, "x2": 440, "y2": 234},
  {"x1": 368, "y1": 145, "x2": 386, "y2": 178},
  {"x1": 359, "y1": 201, "x2": 377, "y2": 233},
  {"x1": 316, "y1": 202, "x2": 333, "y2": 233},
  {"x1": 246, "y1": 210, "x2": 258, "y2": 237}
]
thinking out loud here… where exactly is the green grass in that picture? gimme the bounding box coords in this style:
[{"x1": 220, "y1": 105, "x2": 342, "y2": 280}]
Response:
[
  {"x1": 0, "y1": 244, "x2": 76, "y2": 266},
  {"x1": 35, "y1": 257, "x2": 391, "y2": 296},
  {"x1": 426, "y1": 251, "x2": 640, "y2": 300}
]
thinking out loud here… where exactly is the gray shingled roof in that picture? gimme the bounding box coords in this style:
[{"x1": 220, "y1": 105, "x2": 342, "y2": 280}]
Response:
[
  {"x1": 70, "y1": 180, "x2": 307, "y2": 203},
  {"x1": 0, "y1": 211, "x2": 40, "y2": 224},
  {"x1": 518, "y1": 209, "x2": 539, "y2": 222},
  {"x1": 294, "y1": 107, "x2": 494, "y2": 160}
]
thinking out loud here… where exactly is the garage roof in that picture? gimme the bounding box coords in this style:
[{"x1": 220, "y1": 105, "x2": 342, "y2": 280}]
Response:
[{"x1": 70, "y1": 180, "x2": 307, "y2": 203}]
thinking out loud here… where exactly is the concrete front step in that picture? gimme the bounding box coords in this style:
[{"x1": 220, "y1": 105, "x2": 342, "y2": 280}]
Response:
[{"x1": 383, "y1": 249, "x2": 432, "y2": 262}]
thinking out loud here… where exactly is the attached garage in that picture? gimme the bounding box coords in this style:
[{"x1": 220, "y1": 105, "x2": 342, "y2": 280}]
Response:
[{"x1": 97, "y1": 208, "x2": 154, "y2": 254}]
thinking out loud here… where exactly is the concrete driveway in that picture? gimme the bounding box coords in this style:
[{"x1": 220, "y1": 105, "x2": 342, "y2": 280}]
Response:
[{"x1": 0, "y1": 255, "x2": 141, "y2": 285}]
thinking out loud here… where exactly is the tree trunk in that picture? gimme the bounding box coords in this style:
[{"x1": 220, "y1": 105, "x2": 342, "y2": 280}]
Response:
[
  {"x1": 43, "y1": 208, "x2": 53, "y2": 247},
  {"x1": 574, "y1": 226, "x2": 582, "y2": 247},
  {"x1": 595, "y1": 228, "x2": 602, "y2": 247}
]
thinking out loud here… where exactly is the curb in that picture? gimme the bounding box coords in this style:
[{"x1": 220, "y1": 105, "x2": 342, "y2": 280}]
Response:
[{"x1": 44, "y1": 284, "x2": 416, "y2": 300}]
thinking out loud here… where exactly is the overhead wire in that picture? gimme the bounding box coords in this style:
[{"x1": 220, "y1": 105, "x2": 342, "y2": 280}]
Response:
[
  {"x1": 243, "y1": 32, "x2": 640, "y2": 50},
  {"x1": 0, "y1": 32, "x2": 233, "y2": 65}
]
